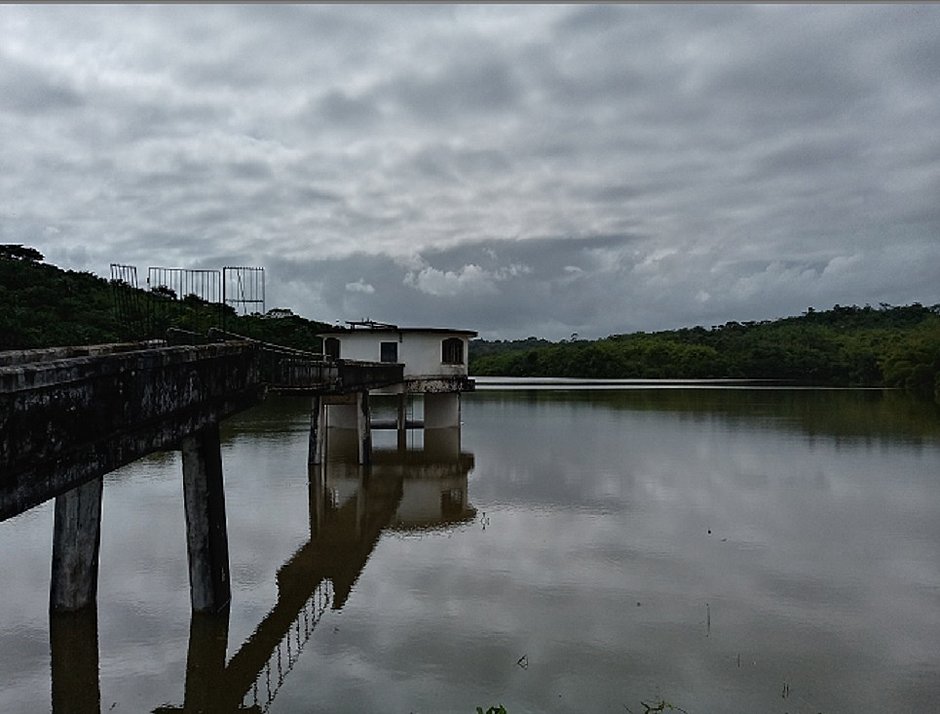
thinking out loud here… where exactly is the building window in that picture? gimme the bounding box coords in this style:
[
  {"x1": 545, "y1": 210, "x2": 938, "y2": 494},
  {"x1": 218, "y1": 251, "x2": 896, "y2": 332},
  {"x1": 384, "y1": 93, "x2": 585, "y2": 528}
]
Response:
[
  {"x1": 380, "y1": 341, "x2": 398, "y2": 363},
  {"x1": 324, "y1": 337, "x2": 340, "y2": 359},
  {"x1": 442, "y1": 337, "x2": 463, "y2": 365}
]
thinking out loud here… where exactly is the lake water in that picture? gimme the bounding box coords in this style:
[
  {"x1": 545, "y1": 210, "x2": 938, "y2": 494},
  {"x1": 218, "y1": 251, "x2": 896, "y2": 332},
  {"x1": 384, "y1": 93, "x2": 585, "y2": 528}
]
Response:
[{"x1": 2, "y1": 384, "x2": 939, "y2": 713}]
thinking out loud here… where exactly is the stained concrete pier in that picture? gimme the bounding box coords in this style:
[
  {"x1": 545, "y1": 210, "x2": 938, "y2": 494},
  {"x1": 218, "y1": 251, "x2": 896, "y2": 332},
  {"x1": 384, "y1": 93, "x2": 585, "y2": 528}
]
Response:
[{"x1": 182, "y1": 422, "x2": 231, "y2": 613}]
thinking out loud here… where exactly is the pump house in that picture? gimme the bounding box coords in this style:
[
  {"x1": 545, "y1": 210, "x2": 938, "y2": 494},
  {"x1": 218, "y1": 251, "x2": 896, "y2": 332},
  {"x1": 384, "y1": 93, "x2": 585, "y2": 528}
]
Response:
[{"x1": 315, "y1": 321, "x2": 476, "y2": 446}]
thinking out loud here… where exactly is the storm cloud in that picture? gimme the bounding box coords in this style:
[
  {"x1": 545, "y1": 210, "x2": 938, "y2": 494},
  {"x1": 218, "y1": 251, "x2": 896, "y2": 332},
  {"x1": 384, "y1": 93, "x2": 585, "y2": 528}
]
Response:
[{"x1": 2, "y1": 4, "x2": 939, "y2": 338}]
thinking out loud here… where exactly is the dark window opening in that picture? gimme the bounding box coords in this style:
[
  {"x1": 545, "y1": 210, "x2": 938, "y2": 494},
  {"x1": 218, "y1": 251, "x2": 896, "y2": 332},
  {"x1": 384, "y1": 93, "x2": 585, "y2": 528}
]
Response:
[
  {"x1": 380, "y1": 341, "x2": 398, "y2": 363},
  {"x1": 324, "y1": 337, "x2": 340, "y2": 359},
  {"x1": 442, "y1": 337, "x2": 463, "y2": 365}
]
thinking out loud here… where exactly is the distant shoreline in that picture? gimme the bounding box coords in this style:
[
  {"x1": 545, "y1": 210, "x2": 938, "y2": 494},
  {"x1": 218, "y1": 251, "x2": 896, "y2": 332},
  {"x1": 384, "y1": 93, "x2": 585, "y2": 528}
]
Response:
[{"x1": 469, "y1": 376, "x2": 887, "y2": 390}]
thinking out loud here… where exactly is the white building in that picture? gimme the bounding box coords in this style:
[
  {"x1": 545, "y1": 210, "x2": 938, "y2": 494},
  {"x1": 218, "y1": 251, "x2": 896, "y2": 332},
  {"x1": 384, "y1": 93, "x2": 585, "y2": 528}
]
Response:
[
  {"x1": 318, "y1": 321, "x2": 476, "y2": 395},
  {"x1": 313, "y1": 322, "x2": 476, "y2": 453}
]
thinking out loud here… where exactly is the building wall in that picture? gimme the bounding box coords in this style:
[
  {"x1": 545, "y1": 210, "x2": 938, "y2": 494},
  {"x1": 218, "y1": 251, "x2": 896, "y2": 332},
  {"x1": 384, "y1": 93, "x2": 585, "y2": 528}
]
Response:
[{"x1": 329, "y1": 332, "x2": 470, "y2": 379}]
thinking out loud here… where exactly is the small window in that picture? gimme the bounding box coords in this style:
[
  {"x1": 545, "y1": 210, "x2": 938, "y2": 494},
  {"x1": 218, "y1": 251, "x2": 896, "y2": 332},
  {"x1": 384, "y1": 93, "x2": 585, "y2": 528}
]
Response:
[
  {"x1": 442, "y1": 337, "x2": 463, "y2": 365},
  {"x1": 380, "y1": 341, "x2": 398, "y2": 363},
  {"x1": 324, "y1": 337, "x2": 340, "y2": 359}
]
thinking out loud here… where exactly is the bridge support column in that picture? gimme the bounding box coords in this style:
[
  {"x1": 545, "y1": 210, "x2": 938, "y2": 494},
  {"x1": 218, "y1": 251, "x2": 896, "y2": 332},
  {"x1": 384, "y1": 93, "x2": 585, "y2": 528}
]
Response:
[
  {"x1": 182, "y1": 422, "x2": 231, "y2": 613},
  {"x1": 50, "y1": 475, "x2": 103, "y2": 612},
  {"x1": 424, "y1": 392, "x2": 460, "y2": 429},
  {"x1": 396, "y1": 392, "x2": 408, "y2": 450},
  {"x1": 357, "y1": 390, "x2": 372, "y2": 465},
  {"x1": 309, "y1": 396, "x2": 327, "y2": 465}
]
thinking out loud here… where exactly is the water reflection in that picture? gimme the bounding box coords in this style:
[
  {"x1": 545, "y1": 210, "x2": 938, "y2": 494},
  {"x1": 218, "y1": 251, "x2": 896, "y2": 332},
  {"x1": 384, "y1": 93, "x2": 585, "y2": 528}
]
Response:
[
  {"x1": 471, "y1": 386, "x2": 940, "y2": 445},
  {"x1": 46, "y1": 422, "x2": 474, "y2": 714},
  {"x1": 17, "y1": 389, "x2": 937, "y2": 713},
  {"x1": 50, "y1": 608, "x2": 100, "y2": 714}
]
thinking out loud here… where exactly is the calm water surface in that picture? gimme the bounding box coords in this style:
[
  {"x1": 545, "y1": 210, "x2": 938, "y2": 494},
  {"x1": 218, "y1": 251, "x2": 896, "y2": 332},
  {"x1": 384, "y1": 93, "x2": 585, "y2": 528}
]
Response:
[{"x1": 2, "y1": 385, "x2": 939, "y2": 713}]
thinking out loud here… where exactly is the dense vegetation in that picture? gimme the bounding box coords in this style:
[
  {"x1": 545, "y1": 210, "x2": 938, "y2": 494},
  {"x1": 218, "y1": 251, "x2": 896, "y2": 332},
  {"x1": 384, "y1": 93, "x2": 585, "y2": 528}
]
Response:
[
  {"x1": 0, "y1": 245, "x2": 329, "y2": 352},
  {"x1": 470, "y1": 304, "x2": 940, "y2": 403}
]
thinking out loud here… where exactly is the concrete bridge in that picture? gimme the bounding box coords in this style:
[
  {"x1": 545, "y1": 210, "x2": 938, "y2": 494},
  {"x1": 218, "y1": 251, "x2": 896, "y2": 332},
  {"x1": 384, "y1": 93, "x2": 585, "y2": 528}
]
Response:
[{"x1": 0, "y1": 335, "x2": 405, "y2": 615}]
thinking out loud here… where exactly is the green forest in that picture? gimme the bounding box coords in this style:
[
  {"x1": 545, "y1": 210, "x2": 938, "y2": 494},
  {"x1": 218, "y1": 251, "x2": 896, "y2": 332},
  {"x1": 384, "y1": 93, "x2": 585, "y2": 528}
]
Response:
[
  {"x1": 2, "y1": 245, "x2": 939, "y2": 403},
  {"x1": 469, "y1": 303, "x2": 940, "y2": 402},
  {"x1": 0, "y1": 245, "x2": 330, "y2": 353}
]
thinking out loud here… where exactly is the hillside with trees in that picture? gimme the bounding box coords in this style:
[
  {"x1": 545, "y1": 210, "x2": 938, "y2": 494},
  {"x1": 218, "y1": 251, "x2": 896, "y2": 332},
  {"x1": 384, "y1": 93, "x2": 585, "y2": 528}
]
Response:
[
  {"x1": 470, "y1": 304, "x2": 940, "y2": 403},
  {"x1": 0, "y1": 245, "x2": 329, "y2": 352}
]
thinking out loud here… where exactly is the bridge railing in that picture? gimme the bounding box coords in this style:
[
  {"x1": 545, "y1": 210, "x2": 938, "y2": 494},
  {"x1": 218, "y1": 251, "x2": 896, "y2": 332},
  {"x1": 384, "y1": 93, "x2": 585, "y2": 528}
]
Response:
[{"x1": 203, "y1": 328, "x2": 404, "y2": 393}]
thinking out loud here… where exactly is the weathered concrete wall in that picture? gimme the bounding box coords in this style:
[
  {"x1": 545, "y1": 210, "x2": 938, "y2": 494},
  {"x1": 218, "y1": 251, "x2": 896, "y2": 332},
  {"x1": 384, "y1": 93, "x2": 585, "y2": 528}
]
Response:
[{"x1": 0, "y1": 341, "x2": 263, "y2": 521}]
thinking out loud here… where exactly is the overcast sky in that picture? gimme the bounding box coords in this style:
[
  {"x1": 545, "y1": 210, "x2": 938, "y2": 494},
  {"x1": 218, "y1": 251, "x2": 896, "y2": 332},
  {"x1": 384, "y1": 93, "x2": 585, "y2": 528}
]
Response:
[{"x1": 2, "y1": 4, "x2": 939, "y2": 339}]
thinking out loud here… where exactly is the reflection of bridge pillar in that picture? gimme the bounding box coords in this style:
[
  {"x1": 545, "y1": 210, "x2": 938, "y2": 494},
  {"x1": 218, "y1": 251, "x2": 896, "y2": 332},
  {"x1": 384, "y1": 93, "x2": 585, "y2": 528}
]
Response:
[
  {"x1": 182, "y1": 422, "x2": 231, "y2": 613},
  {"x1": 424, "y1": 392, "x2": 460, "y2": 429},
  {"x1": 184, "y1": 609, "x2": 230, "y2": 712},
  {"x1": 50, "y1": 475, "x2": 103, "y2": 612},
  {"x1": 308, "y1": 460, "x2": 325, "y2": 539},
  {"x1": 50, "y1": 607, "x2": 100, "y2": 713},
  {"x1": 424, "y1": 427, "x2": 461, "y2": 459}
]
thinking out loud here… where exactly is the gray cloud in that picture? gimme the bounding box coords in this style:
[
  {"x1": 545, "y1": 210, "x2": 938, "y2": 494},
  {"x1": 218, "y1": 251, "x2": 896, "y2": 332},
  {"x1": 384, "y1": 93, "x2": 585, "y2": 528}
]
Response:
[{"x1": 2, "y1": 4, "x2": 939, "y2": 339}]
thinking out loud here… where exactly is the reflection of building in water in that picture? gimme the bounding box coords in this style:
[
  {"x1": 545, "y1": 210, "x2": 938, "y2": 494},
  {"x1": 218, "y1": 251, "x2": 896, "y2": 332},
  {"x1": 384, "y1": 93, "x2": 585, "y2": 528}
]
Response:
[
  {"x1": 143, "y1": 427, "x2": 474, "y2": 714},
  {"x1": 321, "y1": 427, "x2": 477, "y2": 536}
]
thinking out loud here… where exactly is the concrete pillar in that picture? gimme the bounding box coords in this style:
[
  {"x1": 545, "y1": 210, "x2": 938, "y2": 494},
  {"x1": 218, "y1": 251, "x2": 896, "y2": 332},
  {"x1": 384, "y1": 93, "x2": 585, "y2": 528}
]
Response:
[
  {"x1": 357, "y1": 391, "x2": 372, "y2": 465},
  {"x1": 309, "y1": 395, "x2": 327, "y2": 465},
  {"x1": 322, "y1": 392, "x2": 371, "y2": 464},
  {"x1": 50, "y1": 476, "x2": 103, "y2": 612},
  {"x1": 50, "y1": 607, "x2": 100, "y2": 713},
  {"x1": 182, "y1": 422, "x2": 231, "y2": 613},
  {"x1": 327, "y1": 395, "x2": 359, "y2": 429},
  {"x1": 424, "y1": 392, "x2": 460, "y2": 429},
  {"x1": 396, "y1": 393, "x2": 408, "y2": 450}
]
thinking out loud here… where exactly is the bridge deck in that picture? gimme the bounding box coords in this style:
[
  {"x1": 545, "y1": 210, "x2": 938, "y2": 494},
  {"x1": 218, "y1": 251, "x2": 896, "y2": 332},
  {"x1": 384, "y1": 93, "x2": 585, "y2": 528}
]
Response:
[{"x1": 0, "y1": 339, "x2": 404, "y2": 521}]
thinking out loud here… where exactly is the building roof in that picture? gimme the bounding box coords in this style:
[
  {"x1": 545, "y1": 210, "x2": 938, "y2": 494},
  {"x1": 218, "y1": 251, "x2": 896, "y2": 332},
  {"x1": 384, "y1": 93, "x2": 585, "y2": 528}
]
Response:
[{"x1": 318, "y1": 320, "x2": 477, "y2": 337}]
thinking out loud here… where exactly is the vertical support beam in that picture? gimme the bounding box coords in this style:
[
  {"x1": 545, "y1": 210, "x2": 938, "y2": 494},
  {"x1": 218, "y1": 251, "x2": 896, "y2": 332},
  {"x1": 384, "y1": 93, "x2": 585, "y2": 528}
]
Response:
[
  {"x1": 50, "y1": 476, "x2": 103, "y2": 612},
  {"x1": 396, "y1": 392, "x2": 407, "y2": 451},
  {"x1": 309, "y1": 395, "x2": 326, "y2": 465},
  {"x1": 182, "y1": 422, "x2": 231, "y2": 613},
  {"x1": 50, "y1": 607, "x2": 101, "y2": 713},
  {"x1": 424, "y1": 392, "x2": 460, "y2": 429},
  {"x1": 357, "y1": 390, "x2": 372, "y2": 465}
]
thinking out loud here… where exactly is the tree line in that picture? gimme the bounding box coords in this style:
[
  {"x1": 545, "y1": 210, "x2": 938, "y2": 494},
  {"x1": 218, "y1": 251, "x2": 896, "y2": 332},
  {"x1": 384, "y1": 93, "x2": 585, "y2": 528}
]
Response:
[
  {"x1": 469, "y1": 303, "x2": 940, "y2": 403},
  {"x1": 3, "y1": 245, "x2": 938, "y2": 403}
]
